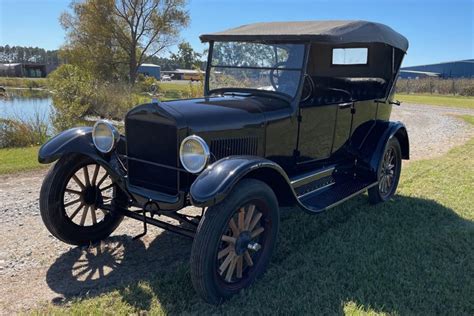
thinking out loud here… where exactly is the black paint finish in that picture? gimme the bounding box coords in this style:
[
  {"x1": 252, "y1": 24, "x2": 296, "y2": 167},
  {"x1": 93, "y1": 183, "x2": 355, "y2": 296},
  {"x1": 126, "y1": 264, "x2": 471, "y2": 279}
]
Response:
[
  {"x1": 38, "y1": 127, "x2": 97, "y2": 164},
  {"x1": 124, "y1": 95, "x2": 293, "y2": 194},
  {"x1": 39, "y1": 38, "x2": 409, "y2": 215}
]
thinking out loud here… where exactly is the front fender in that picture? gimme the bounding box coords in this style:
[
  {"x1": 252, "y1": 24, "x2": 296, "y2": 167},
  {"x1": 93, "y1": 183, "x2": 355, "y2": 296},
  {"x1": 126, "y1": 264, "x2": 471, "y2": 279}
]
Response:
[
  {"x1": 38, "y1": 127, "x2": 100, "y2": 164},
  {"x1": 190, "y1": 156, "x2": 296, "y2": 207},
  {"x1": 39, "y1": 127, "x2": 131, "y2": 198}
]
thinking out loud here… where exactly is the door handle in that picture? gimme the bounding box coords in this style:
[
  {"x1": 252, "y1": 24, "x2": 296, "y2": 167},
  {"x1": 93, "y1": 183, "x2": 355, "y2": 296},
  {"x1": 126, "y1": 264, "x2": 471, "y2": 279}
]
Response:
[{"x1": 338, "y1": 102, "x2": 352, "y2": 109}]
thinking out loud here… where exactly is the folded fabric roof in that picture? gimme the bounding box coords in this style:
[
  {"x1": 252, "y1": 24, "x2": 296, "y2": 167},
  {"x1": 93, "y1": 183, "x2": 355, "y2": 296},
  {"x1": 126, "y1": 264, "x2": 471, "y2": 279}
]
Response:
[{"x1": 200, "y1": 20, "x2": 409, "y2": 52}]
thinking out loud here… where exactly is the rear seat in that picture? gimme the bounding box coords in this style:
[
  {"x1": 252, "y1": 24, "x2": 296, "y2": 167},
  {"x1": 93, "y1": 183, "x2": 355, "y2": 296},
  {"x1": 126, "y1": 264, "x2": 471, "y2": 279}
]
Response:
[{"x1": 310, "y1": 76, "x2": 387, "y2": 105}]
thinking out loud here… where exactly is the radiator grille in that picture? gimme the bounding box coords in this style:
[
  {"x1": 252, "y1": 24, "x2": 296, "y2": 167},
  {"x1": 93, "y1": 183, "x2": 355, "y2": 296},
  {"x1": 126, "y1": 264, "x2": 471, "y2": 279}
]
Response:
[
  {"x1": 126, "y1": 117, "x2": 178, "y2": 194},
  {"x1": 210, "y1": 137, "x2": 258, "y2": 160}
]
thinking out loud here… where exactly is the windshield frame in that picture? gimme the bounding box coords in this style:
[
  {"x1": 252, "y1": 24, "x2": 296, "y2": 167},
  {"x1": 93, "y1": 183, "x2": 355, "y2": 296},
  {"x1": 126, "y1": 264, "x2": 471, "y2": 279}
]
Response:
[{"x1": 204, "y1": 41, "x2": 308, "y2": 102}]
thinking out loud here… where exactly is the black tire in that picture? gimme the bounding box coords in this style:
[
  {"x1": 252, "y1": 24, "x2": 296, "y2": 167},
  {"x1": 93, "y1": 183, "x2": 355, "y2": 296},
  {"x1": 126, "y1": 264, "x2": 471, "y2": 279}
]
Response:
[
  {"x1": 40, "y1": 154, "x2": 124, "y2": 246},
  {"x1": 368, "y1": 137, "x2": 402, "y2": 204},
  {"x1": 190, "y1": 179, "x2": 279, "y2": 304}
]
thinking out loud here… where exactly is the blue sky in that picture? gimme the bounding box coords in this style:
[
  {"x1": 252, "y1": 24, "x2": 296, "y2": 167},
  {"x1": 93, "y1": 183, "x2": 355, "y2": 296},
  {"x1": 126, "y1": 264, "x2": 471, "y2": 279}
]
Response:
[{"x1": 0, "y1": 0, "x2": 472, "y2": 67}]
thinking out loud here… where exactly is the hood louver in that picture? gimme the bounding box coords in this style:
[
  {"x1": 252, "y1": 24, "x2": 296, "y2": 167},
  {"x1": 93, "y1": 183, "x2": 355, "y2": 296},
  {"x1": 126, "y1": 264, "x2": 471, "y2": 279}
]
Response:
[{"x1": 210, "y1": 137, "x2": 258, "y2": 160}]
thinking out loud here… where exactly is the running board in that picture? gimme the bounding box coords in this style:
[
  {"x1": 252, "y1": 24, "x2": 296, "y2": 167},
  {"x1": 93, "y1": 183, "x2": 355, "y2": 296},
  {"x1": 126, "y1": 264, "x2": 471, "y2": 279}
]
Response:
[
  {"x1": 297, "y1": 178, "x2": 378, "y2": 213},
  {"x1": 291, "y1": 165, "x2": 336, "y2": 188}
]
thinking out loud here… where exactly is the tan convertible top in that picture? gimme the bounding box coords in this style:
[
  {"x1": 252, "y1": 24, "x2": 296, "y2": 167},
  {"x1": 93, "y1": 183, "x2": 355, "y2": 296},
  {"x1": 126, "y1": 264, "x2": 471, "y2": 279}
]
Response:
[{"x1": 200, "y1": 20, "x2": 409, "y2": 52}]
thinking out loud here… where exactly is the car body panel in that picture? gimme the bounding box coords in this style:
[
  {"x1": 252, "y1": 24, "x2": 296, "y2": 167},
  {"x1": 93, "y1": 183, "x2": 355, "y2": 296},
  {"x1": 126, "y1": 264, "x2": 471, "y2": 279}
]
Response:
[
  {"x1": 357, "y1": 120, "x2": 409, "y2": 177},
  {"x1": 38, "y1": 127, "x2": 98, "y2": 164},
  {"x1": 190, "y1": 155, "x2": 298, "y2": 207},
  {"x1": 39, "y1": 27, "x2": 409, "y2": 215},
  {"x1": 298, "y1": 103, "x2": 338, "y2": 161},
  {"x1": 38, "y1": 127, "x2": 131, "y2": 196}
]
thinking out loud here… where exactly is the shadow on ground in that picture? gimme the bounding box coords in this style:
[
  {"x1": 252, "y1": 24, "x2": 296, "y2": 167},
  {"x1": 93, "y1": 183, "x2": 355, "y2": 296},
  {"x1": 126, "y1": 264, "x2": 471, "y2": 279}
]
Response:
[{"x1": 46, "y1": 195, "x2": 473, "y2": 314}]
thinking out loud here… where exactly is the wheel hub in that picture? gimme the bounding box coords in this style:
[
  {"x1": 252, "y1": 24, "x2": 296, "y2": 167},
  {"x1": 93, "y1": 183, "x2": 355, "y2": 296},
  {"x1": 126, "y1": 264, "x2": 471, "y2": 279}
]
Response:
[
  {"x1": 83, "y1": 186, "x2": 101, "y2": 206},
  {"x1": 234, "y1": 231, "x2": 252, "y2": 255},
  {"x1": 217, "y1": 203, "x2": 266, "y2": 282}
]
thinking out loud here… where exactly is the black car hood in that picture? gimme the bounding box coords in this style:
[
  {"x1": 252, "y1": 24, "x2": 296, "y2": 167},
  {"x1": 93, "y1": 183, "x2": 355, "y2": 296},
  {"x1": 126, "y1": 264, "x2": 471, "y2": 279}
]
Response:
[{"x1": 159, "y1": 95, "x2": 288, "y2": 134}]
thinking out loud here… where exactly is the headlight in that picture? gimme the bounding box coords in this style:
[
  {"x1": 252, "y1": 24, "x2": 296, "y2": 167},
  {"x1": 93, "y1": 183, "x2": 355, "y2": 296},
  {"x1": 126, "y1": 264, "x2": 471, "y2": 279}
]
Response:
[
  {"x1": 179, "y1": 135, "x2": 210, "y2": 173},
  {"x1": 92, "y1": 120, "x2": 119, "y2": 153}
]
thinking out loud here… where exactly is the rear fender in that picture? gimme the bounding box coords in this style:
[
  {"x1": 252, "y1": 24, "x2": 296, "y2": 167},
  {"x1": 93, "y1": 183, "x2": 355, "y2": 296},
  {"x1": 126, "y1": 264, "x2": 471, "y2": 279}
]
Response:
[
  {"x1": 358, "y1": 121, "x2": 409, "y2": 178},
  {"x1": 190, "y1": 156, "x2": 298, "y2": 207}
]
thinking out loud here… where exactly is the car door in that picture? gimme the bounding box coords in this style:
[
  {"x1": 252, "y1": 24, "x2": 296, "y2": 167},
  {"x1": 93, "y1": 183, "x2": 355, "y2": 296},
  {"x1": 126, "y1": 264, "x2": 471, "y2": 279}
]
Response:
[
  {"x1": 331, "y1": 101, "x2": 353, "y2": 153},
  {"x1": 297, "y1": 102, "x2": 338, "y2": 163},
  {"x1": 331, "y1": 100, "x2": 379, "y2": 154}
]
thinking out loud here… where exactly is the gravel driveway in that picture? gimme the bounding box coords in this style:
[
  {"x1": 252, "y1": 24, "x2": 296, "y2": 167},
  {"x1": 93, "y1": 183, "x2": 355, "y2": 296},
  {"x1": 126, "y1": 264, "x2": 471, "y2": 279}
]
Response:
[
  {"x1": 0, "y1": 103, "x2": 473, "y2": 314},
  {"x1": 390, "y1": 103, "x2": 474, "y2": 160}
]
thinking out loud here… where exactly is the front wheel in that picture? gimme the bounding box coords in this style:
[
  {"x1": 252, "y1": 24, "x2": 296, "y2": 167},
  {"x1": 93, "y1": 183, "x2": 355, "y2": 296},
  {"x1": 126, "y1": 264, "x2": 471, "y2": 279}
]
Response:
[
  {"x1": 368, "y1": 137, "x2": 402, "y2": 204},
  {"x1": 40, "y1": 154, "x2": 124, "y2": 246},
  {"x1": 190, "y1": 179, "x2": 279, "y2": 304}
]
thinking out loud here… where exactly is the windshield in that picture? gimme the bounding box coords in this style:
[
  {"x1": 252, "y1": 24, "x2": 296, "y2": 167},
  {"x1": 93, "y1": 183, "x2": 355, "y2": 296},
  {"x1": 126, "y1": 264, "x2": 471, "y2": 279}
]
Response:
[{"x1": 208, "y1": 42, "x2": 305, "y2": 99}]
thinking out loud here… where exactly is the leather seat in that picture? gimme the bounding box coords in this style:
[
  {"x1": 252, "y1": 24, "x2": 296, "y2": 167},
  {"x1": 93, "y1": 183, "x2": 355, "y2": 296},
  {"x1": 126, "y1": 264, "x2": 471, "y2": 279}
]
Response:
[{"x1": 310, "y1": 76, "x2": 387, "y2": 105}]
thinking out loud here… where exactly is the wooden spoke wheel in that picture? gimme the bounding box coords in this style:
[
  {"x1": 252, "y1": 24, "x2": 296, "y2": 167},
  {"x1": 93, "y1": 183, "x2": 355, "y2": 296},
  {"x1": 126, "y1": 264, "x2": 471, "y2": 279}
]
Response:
[
  {"x1": 63, "y1": 163, "x2": 114, "y2": 227},
  {"x1": 190, "y1": 179, "x2": 279, "y2": 304},
  {"x1": 40, "y1": 155, "x2": 124, "y2": 246},
  {"x1": 379, "y1": 147, "x2": 396, "y2": 196},
  {"x1": 368, "y1": 137, "x2": 402, "y2": 204},
  {"x1": 217, "y1": 203, "x2": 265, "y2": 283}
]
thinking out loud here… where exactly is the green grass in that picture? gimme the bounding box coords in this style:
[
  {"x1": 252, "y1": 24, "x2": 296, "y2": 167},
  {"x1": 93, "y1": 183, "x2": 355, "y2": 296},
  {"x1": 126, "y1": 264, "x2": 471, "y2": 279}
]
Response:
[
  {"x1": 134, "y1": 82, "x2": 197, "y2": 102},
  {"x1": 158, "y1": 82, "x2": 190, "y2": 93},
  {"x1": 157, "y1": 81, "x2": 202, "y2": 100},
  {"x1": 0, "y1": 76, "x2": 49, "y2": 89},
  {"x1": 459, "y1": 114, "x2": 474, "y2": 125},
  {"x1": 0, "y1": 146, "x2": 44, "y2": 174},
  {"x1": 36, "y1": 121, "x2": 474, "y2": 315},
  {"x1": 396, "y1": 93, "x2": 474, "y2": 109}
]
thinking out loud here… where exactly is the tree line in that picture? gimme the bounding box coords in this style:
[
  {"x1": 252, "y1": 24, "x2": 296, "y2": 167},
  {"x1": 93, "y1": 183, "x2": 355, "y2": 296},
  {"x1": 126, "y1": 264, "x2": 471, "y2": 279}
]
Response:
[
  {"x1": 148, "y1": 41, "x2": 203, "y2": 71},
  {"x1": 2, "y1": 0, "x2": 206, "y2": 84},
  {"x1": 0, "y1": 42, "x2": 202, "y2": 72},
  {"x1": 0, "y1": 45, "x2": 60, "y2": 65}
]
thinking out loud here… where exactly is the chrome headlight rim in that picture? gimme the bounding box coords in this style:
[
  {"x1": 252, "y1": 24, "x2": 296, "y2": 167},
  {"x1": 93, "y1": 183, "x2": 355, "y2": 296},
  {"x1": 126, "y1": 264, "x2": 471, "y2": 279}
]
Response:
[
  {"x1": 92, "y1": 119, "x2": 120, "y2": 154},
  {"x1": 179, "y1": 135, "x2": 210, "y2": 174}
]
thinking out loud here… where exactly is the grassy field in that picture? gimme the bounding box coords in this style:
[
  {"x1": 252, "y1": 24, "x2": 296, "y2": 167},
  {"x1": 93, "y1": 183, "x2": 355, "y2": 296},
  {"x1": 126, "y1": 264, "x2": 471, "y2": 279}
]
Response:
[
  {"x1": 0, "y1": 146, "x2": 44, "y2": 174},
  {"x1": 37, "y1": 118, "x2": 474, "y2": 315},
  {"x1": 459, "y1": 114, "x2": 474, "y2": 125},
  {"x1": 396, "y1": 93, "x2": 474, "y2": 109},
  {"x1": 0, "y1": 77, "x2": 49, "y2": 89},
  {"x1": 2, "y1": 76, "x2": 473, "y2": 109}
]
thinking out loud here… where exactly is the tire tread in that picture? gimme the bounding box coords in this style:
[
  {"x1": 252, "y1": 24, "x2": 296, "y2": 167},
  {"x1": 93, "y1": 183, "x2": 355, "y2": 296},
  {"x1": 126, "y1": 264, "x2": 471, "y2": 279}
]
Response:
[{"x1": 190, "y1": 178, "x2": 279, "y2": 304}]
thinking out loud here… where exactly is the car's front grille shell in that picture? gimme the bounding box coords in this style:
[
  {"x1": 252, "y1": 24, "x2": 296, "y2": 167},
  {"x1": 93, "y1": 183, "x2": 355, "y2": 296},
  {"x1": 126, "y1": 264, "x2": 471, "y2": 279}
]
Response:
[
  {"x1": 126, "y1": 116, "x2": 179, "y2": 195},
  {"x1": 210, "y1": 137, "x2": 258, "y2": 160}
]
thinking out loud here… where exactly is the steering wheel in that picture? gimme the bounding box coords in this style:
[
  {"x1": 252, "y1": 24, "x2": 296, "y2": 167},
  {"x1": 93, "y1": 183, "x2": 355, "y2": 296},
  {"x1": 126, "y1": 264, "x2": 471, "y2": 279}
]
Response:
[
  {"x1": 301, "y1": 74, "x2": 315, "y2": 102},
  {"x1": 271, "y1": 63, "x2": 314, "y2": 102},
  {"x1": 269, "y1": 62, "x2": 287, "y2": 90}
]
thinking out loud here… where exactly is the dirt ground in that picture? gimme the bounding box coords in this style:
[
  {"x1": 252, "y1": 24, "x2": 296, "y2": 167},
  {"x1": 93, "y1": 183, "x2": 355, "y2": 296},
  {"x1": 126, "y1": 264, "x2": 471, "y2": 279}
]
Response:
[{"x1": 0, "y1": 103, "x2": 473, "y2": 314}]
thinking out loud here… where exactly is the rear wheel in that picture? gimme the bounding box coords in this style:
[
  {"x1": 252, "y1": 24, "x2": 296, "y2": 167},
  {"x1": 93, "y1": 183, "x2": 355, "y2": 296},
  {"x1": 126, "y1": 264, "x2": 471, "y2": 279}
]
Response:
[
  {"x1": 368, "y1": 137, "x2": 402, "y2": 204},
  {"x1": 40, "y1": 154, "x2": 124, "y2": 246},
  {"x1": 190, "y1": 179, "x2": 279, "y2": 304}
]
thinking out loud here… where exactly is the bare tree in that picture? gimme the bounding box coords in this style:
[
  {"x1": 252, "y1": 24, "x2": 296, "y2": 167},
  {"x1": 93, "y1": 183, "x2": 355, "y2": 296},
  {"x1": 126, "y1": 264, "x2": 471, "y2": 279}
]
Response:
[{"x1": 61, "y1": 0, "x2": 189, "y2": 83}]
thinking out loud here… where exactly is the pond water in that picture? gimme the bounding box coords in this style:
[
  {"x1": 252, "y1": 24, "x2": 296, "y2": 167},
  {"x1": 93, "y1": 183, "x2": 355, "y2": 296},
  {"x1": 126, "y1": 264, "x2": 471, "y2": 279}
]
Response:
[{"x1": 0, "y1": 89, "x2": 53, "y2": 125}]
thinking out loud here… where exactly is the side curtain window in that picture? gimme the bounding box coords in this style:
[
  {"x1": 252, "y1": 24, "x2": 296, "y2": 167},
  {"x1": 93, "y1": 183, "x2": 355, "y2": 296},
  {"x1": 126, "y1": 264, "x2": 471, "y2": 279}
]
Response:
[{"x1": 332, "y1": 48, "x2": 368, "y2": 65}]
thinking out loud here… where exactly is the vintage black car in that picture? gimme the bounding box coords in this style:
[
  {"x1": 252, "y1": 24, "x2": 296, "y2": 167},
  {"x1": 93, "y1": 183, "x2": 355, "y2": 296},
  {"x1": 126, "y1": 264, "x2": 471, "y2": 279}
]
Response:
[{"x1": 39, "y1": 20, "x2": 409, "y2": 303}]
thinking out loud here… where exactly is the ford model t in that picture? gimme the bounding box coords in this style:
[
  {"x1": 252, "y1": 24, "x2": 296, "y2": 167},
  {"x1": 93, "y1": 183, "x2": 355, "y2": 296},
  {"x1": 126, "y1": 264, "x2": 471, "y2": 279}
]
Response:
[{"x1": 39, "y1": 21, "x2": 409, "y2": 303}]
